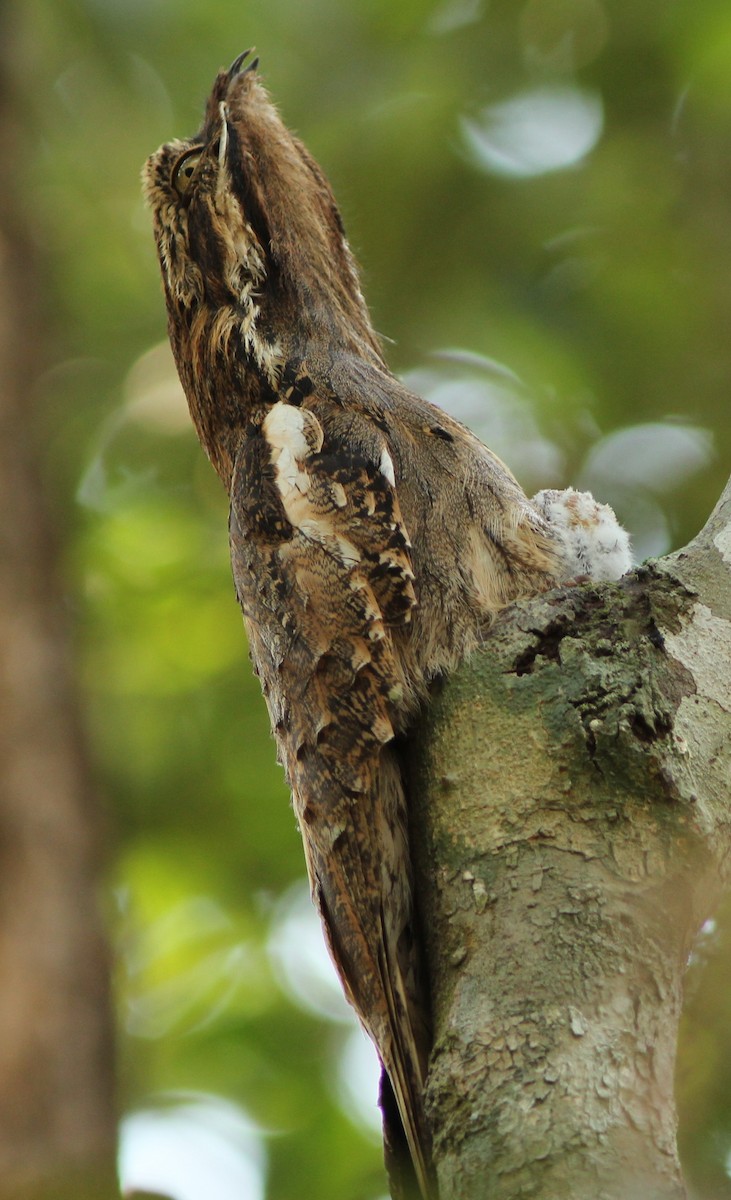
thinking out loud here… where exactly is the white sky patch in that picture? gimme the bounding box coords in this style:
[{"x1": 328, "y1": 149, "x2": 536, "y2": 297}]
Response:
[
  {"x1": 268, "y1": 886, "x2": 388, "y2": 1135},
  {"x1": 461, "y1": 85, "x2": 603, "y2": 178},
  {"x1": 267, "y1": 881, "x2": 356, "y2": 1025},
  {"x1": 576, "y1": 422, "x2": 714, "y2": 561},
  {"x1": 336, "y1": 1027, "x2": 384, "y2": 1137},
  {"x1": 578, "y1": 422, "x2": 714, "y2": 496},
  {"x1": 119, "y1": 1093, "x2": 265, "y2": 1200}
]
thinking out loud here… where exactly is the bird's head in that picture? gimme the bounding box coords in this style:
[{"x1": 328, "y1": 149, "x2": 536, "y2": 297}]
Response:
[{"x1": 143, "y1": 52, "x2": 380, "y2": 357}]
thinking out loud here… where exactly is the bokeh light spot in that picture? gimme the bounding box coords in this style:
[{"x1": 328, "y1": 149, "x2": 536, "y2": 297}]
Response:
[
  {"x1": 461, "y1": 85, "x2": 603, "y2": 178},
  {"x1": 268, "y1": 882, "x2": 355, "y2": 1025},
  {"x1": 119, "y1": 1093, "x2": 265, "y2": 1200}
]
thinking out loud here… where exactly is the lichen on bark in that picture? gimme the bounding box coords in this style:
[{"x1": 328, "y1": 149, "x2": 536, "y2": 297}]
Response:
[{"x1": 409, "y1": 508, "x2": 731, "y2": 1199}]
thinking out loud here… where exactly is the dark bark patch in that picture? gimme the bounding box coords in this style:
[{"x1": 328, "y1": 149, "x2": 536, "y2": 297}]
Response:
[
  {"x1": 628, "y1": 708, "x2": 672, "y2": 744},
  {"x1": 514, "y1": 618, "x2": 571, "y2": 676}
]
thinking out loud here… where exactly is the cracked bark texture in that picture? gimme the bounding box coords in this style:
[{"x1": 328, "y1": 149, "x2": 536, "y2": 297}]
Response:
[{"x1": 410, "y1": 478, "x2": 731, "y2": 1200}]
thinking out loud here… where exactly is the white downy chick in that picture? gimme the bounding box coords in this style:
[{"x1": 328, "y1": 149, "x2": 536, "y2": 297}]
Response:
[{"x1": 533, "y1": 487, "x2": 633, "y2": 582}]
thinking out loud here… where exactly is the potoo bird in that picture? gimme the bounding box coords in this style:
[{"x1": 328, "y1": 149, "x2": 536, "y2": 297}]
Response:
[{"x1": 143, "y1": 52, "x2": 631, "y2": 1199}]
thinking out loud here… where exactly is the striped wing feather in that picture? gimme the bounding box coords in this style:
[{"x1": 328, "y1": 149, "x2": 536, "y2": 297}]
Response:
[{"x1": 229, "y1": 398, "x2": 433, "y2": 1197}]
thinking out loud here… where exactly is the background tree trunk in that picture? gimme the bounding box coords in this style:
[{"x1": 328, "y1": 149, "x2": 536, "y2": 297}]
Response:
[
  {"x1": 0, "y1": 25, "x2": 118, "y2": 1200},
  {"x1": 411, "y1": 481, "x2": 731, "y2": 1199}
]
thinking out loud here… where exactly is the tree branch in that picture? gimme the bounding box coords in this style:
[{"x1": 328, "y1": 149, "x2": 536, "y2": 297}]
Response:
[{"x1": 410, "y1": 474, "x2": 731, "y2": 1199}]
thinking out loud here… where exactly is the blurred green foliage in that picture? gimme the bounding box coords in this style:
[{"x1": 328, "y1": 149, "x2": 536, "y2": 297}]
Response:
[{"x1": 11, "y1": 0, "x2": 731, "y2": 1194}]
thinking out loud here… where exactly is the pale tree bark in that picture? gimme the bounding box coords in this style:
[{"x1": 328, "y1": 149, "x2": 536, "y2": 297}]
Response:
[
  {"x1": 0, "y1": 20, "x2": 118, "y2": 1200},
  {"x1": 410, "y1": 476, "x2": 731, "y2": 1199}
]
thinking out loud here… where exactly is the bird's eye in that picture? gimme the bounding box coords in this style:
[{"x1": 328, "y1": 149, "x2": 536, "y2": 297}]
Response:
[{"x1": 172, "y1": 148, "x2": 203, "y2": 199}]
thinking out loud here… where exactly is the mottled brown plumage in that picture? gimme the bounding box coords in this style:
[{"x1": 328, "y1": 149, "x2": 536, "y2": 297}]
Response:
[{"x1": 143, "y1": 53, "x2": 629, "y2": 1198}]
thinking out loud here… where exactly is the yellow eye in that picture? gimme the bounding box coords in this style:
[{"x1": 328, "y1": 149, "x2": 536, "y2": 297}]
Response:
[{"x1": 172, "y1": 147, "x2": 203, "y2": 198}]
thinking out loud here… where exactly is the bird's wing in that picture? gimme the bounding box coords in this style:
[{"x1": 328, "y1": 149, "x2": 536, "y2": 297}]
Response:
[{"x1": 229, "y1": 397, "x2": 433, "y2": 1198}]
